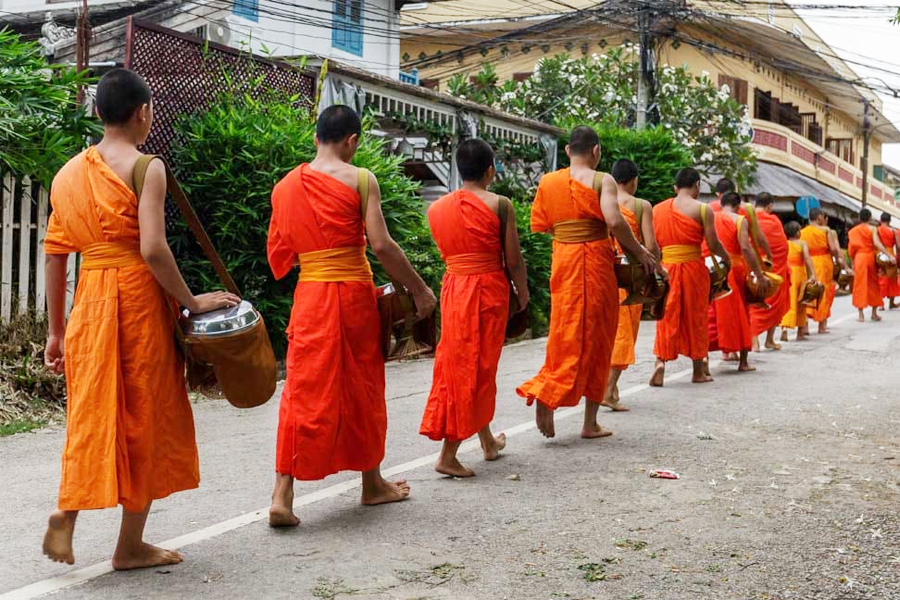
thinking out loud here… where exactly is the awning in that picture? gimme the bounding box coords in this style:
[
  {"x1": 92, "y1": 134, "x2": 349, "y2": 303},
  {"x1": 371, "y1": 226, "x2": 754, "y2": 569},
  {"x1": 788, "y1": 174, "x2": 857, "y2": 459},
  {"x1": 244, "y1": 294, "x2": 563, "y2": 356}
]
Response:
[{"x1": 745, "y1": 162, "x2": 861, "y2": 213}]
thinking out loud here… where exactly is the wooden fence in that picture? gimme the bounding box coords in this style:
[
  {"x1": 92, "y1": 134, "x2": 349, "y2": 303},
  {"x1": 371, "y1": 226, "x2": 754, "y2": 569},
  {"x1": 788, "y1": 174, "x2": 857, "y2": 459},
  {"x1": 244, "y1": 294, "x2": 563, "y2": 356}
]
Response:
[{"x1": 0, "y1": 172, "x2": 78, "y2": 324}]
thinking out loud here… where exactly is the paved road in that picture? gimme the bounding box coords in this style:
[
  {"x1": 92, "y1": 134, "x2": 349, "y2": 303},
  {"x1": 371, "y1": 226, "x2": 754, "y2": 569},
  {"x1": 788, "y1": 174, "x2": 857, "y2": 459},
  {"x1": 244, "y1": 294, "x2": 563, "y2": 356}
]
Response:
[{"x1": 2, "y1": 296, "x2": 900, "y2": 600}]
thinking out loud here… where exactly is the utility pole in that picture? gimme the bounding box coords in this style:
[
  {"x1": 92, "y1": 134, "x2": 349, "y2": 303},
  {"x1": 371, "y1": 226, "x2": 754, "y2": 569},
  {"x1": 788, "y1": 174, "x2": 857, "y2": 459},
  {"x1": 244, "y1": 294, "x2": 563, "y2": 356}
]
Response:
[
  {"x1": 861, "y1": 98, "x2": 870, "y2": 208},
  {"x1": 75, "y1": 0, "x2": 91, "y2": 103},
  {"x1": 635, "y1": 7, "x2": 650, "y2": 130}
]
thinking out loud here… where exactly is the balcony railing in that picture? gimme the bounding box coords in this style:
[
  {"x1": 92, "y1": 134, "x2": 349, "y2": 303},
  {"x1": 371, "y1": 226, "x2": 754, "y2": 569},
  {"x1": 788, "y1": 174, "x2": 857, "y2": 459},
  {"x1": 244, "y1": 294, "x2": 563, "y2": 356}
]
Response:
[{"x1": 750, "y1": 118, "x2": 897, "y2": 211}]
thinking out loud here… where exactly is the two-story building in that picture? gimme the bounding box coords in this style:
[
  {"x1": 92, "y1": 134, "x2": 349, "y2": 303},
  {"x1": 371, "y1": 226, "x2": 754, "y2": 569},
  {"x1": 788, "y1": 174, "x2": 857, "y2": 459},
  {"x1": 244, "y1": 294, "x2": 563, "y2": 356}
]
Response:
[
  {"x1": 0, "y1": 0, "x2": 430, "y2": 79},
  {"x1": 399, "y1": 0, "x2": 900, "y2": 223}
]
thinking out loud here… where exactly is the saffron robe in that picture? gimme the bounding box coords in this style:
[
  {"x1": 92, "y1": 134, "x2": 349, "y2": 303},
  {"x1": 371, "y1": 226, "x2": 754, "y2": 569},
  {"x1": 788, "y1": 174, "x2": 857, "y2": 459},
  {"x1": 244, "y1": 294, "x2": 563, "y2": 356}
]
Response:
[
  {"x1": 877, "y1": 225, "x2": 900, "y2": 298},
  {"x1": 517, "y1": 168, "x2": 617, "y2": 409},
  {"x1": 780, "y1": 241, "x2": 809, "y2": 329},
  {"x1": 44, "y1": 147, "x2": 199, "y2": 512},
  {"x1": 800, "y1": 225, "x2": 837, "y2": 322},
  {"x1": 848, "y1": 223, "x2": 881, "y2": 310},
  {"x1": 749, "y1": 211, "x2": 791, "y2": 335},
  {"x1": 708, "y1": 213, "x2": 752, "y2": 353},
  {"x1": 611, "y1": 205, "x2": 642, "y2": 370},
  {"x1": 652, "y1": 199, "x2": 710, "y2": 361},
  {"x1": 420, "y1": 190, "x2": 509, "y2": 441},
  {"x1": 268, "y1": 164, "x2": 385, "y2": 480}
]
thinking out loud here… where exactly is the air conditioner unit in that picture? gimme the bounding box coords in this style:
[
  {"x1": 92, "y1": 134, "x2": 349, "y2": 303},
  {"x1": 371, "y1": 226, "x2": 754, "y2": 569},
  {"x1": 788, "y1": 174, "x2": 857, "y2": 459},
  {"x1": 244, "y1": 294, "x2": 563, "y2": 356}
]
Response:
[{"x1": 208, "y1": 21, "x2": 232, "y2": 46}]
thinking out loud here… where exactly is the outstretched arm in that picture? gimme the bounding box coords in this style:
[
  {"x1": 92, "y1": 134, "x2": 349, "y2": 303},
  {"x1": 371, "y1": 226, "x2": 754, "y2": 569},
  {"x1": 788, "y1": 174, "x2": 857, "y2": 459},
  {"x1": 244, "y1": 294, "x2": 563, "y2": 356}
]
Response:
[
  {"x1": 138, "y1": 159, "x2": 240, "y2": 314},
  {"x1": 501, "y1": 200, "x2": 530, "y2": 311},
  {"x1": 364, "y1": 170, "x2": 437, "y2": 319},
  {"x1": 599, "y1": 174, "x2": 657, "y2": 274},
  {"x1": 800, "y1": 241, "x2": 817, "y2": 281}
]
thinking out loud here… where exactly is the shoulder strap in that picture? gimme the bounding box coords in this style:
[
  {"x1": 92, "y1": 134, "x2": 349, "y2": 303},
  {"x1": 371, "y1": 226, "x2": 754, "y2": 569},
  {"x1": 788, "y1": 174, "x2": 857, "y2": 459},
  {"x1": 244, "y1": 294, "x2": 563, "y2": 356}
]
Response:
[
  {"x1": 736, "y1": 214, "x2": 746, "y2": 233},
  {"x1": 358, "y1": 168, "x2": 369, "y2": 219},
  {"x1": 699, "y1": 202, "x2": 707, "y2": 226},
  {"x1": 592, "y1": 171, "x2": 604, "y2": 196},
  {"x1": 633, "y1": 199, "x2": 644, "y2": 243},
  {"x1": 133, "y1": 154, "x2": 241, "y2": 297}
]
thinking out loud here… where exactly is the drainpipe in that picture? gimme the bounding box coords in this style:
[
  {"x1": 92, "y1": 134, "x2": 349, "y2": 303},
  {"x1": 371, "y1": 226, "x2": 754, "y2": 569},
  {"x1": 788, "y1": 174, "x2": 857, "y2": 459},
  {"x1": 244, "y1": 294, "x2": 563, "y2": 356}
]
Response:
[{"x1": 861, "y1": 98, "x2": 870, "y2": 208}]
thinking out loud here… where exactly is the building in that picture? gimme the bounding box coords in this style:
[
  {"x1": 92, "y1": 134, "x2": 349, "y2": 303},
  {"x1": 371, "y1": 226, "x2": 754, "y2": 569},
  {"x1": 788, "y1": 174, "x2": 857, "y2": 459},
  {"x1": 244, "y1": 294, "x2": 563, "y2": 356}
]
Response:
[
  {"x1": 399, "y1": 0, "x2": 900, "y2": 223},
  {"x1": 0, "y1": 0, "x2": 433, "y2": 79}
]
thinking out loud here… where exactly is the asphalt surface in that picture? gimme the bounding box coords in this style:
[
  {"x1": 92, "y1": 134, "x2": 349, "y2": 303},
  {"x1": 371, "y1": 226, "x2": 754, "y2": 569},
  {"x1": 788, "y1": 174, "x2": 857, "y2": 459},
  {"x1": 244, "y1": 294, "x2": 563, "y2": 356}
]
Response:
[{"x1": 2, "y1": 295, "x2": 900, "y2": 600}]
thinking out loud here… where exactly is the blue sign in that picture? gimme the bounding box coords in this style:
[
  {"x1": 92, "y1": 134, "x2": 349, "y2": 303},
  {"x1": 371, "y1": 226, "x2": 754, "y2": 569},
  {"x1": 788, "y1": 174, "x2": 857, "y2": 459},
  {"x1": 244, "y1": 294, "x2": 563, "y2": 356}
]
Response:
[{"x1": 795, "y1": 196, "x2": 820, "y2": 219}]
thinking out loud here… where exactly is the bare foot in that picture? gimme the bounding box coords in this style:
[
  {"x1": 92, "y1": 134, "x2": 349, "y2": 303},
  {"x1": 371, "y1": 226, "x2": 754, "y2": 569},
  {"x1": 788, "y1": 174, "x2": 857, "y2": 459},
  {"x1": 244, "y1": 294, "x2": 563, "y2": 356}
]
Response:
[
  {"x1": 872, "y1": 315, "x2": 882, "y2": 322},
  {"x1": 751, "y1": 337, "x2": 760, "y2": 353},
  {"x1": 765, "y1": 342, "x2": 782, "y2": 351},
  {"x1": 723, "y1": 352, "x2": 739, "y2": 362},
  {"x1": 112, "y1": 543, "x2": 183, "y2": 571},
  {"x1": 581, "y1": 422, "x2": 613, "y2": 439},
  {"x1": 797, "y1": 334, "x2": 809, "y2": 341},
  {"x1": 738, "y1": 363, "x2": 756, "y2": 372},
  {"x1": 692, "y1": 373, "x2": 714, "y2": 383},
  {"x1": 818, "y1": 327, "x2": 830, "y2": 334},
  {"x1": 361, "y1": 478, "x2": 411, "y2": 506},
  {"x1": 435, "y1": 456, "x2": 475, "y2": 478},
  {"x1": 482, "y1": 433, "x2": 506, "y2": 461},
  {"x1": 649, "y1": 362, "x2": 665, "y2": 387},
  {"x1": 43, "y1": 511, "x2": 75, "y2": 565},
  {"x1": 535, "y1": 402, "x2": 555, "y2": 438},
  {"x1": 268, "y1": 505, "x2": 300, "y2": 528},
  {"x1": 601, "y1": 400, "x2": 630, "y2": 412},
  {"x1": 780, "y1": 330, "x2": 789, "y2": 342}
]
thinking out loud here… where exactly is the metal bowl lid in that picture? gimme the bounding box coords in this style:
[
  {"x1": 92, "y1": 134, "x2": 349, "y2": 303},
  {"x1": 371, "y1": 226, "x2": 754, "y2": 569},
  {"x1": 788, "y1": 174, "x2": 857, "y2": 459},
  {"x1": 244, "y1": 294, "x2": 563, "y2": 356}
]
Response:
[{"x1": 181, "y1": 300, "x2": 260, "y2": 337}]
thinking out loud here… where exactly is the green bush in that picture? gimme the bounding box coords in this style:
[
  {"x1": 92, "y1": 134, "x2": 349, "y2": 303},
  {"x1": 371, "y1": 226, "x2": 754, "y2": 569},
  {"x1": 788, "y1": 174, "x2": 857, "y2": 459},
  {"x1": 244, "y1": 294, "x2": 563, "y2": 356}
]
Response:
[
  {"x1": 0, "y1": 28, "x2": 99, "y2": 186},
  {"x1": 170, "y1": 91, "x2": 441, "y2": 356},
  {"x1": 556, "y1": 122, "x2": 693, "y2": 204}
]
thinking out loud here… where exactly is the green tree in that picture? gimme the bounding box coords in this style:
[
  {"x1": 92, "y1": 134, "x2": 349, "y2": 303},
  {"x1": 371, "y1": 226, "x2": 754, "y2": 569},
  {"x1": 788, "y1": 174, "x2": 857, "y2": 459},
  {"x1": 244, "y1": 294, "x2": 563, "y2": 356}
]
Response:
[
  {"x1": 0, "y1": 28, "x2": 99, "y2": 185},
  {"x1": 449, "y1": 47, "x2": 757, "y2": 189}
]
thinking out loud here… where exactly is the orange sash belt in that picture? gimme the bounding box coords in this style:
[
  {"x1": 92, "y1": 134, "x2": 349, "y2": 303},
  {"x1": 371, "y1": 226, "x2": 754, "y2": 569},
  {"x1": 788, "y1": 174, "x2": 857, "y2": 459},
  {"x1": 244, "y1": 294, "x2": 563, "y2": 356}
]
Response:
[
  {"x1": 445, "y1": 252, "x2": 503, "y2": 275},
  {"x1": 298, "y1": 246, "x2": 373, "y2": 282},
  {"x1": 553, "y1": 219, "x2": 608, "y2": 243},
  {"x1": 808, "y1": 247, "x2": 829, "y2": 257},
  {"x1": 80, "y1": 242, "x2": 145, "y2": 270},
  {"x1": 661, "y1": 244, "x2": 701, "y2": 264},
  {"x1": 789, "y1": 257, "x2": 804, "y2": 267}
]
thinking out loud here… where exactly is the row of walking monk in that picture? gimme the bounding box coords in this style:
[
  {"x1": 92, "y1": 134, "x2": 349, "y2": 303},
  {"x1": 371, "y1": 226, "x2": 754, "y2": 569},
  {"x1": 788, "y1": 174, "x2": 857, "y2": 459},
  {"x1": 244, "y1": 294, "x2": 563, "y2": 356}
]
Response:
[{"x1": 39, "y1": 69, "x2": 898, "y2": 571}]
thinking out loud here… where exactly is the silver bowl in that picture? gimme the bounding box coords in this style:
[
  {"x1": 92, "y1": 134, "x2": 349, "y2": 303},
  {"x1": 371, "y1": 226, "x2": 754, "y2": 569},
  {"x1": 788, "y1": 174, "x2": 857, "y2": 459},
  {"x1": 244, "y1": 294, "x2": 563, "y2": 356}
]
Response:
[{"x1": 181, "y1": 300, "x2": 260, "y2": 337}]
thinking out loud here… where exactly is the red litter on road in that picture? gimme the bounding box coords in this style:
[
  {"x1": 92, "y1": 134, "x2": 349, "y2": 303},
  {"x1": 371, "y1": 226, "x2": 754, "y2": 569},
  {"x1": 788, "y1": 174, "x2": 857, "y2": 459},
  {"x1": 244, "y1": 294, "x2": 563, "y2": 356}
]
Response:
[{"x1": 649, "y1": 469, "x2": 680, "y2": 480}]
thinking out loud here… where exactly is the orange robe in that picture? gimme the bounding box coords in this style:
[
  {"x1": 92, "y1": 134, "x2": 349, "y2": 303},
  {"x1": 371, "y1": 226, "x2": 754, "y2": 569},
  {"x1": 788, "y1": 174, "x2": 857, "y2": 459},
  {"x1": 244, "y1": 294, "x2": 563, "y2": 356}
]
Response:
[
  {"x1": 749, "y1": 211, "x2": 791, "y2": 335},
  {"x1": 517, "y1": 168, "x2": 617, "y2": 409},
  {"x1": 800, "y1": 225, "x2": 836, "y2": 322},
  {"x1": 780, "y1": 241, "x2": 809, "y2": 329},
  {"x1": 708, "y1": 212, "x2": 752, "y2": 353},
  {"x1": 611, "y1": 205, "x2": 642, "y2": 370},
  {"x1": 877, "y1": 225, "x2": 900, "y2": 298},
  {"x1": 420, "y1": 190, "x2": 508, "y2": 441},
  {"x1": 43, "y1": 147, "x2": 199, "y2": 512},
  {"x1": 848, "y1": 223, "x2": 881, "y2": 310},
  {"x1": 268, "y1": 164, "x2": 385, "y2": 480},
  {"x1": 653, "y1": 199, "x2": 710, "y2": 361}
]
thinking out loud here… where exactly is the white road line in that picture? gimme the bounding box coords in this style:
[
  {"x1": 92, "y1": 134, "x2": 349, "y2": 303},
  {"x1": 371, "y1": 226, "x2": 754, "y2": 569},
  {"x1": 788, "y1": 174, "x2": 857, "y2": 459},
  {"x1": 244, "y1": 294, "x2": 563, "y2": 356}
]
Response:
[{"x1": 4, "y1": 311, "x2": 864, "y2": 600}]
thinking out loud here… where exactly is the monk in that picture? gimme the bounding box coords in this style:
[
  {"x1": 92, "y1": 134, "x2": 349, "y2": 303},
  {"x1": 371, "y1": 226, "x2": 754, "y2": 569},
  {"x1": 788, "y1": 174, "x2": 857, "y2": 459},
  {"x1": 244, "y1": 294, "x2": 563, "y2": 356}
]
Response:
[
  {"x1": 709, "y1": 178, "x2": 772, "y2": 362},
  {"x1": 420, "y1": 139, "x2": 528, "y2": 477},
  {"x1": 267, "y1": 105, "x2": 437, "y2": 526},
  {"x1": 42, "y1": 69, "x2": 240, "y2": 569},
  {"x1": 801, "y1": 208, "x2": 850, "y2": 333},
  {"x1": 707, "y1": 192, "x2": 770, "y2": 372},
  {"x1": 876, "y1": 212, "x2": 900, "y2": 309},
  {"x1": 650, "y1": 168, "x2": 730, "y2": 386},
  {"x1": 780, "y1": 221, "x2": 816, "y2": 341},
  {"x1": 602, "y1": 159, "x2": 660, "y2": 412},
  {"x1": 517, "y1": 126, "x2": 658, "y2": 439},
  {"x1": 749, "y1": 192, "x2": 790, "y2": 351},
  {"x1": 848, "y1": 208, "x2": 891, "y2": 322}
]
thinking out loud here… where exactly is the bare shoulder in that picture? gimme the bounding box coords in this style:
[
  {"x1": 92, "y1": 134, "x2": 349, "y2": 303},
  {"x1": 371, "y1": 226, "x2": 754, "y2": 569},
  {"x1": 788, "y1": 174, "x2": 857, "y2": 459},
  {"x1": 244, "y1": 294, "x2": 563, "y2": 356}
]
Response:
[{"x1": 638, "y1": 198, "x2": 653, "y2": 213}]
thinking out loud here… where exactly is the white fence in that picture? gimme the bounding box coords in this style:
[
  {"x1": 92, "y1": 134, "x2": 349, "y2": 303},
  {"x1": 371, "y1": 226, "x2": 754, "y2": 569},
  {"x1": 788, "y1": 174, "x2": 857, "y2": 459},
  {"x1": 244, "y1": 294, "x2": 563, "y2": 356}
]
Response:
[{"x1": 0, "y1": 172, "x2": 78, "y2": 324}]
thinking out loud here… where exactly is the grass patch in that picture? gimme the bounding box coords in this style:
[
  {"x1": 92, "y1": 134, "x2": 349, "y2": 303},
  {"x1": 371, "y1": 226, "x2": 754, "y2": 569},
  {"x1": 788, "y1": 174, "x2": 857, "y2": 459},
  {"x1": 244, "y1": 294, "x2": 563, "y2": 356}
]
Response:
[{"x1": 0, "y1": 417, "x2": 46, "y2": 437}]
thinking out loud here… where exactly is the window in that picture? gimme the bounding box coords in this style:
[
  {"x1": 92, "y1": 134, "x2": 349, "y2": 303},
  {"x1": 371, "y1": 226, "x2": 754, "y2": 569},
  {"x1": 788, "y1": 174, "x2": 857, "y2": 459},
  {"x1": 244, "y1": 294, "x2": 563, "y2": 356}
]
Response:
[
  {"x1": 717, "y1": 74, "x2": 748, "y2": 104},
  {"x1": 233, "y1": 0, "x2": 259, "y2": 22},
  {"x1": 333, "y1": 0, "x2": 364, "y2": 57}
]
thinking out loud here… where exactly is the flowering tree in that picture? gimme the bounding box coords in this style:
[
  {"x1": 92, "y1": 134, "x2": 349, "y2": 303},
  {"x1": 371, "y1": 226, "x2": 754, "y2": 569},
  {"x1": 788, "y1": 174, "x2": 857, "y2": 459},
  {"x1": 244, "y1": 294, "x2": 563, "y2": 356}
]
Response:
[{"x1": 448, "y1": 46, "x2": 757, "y2": 189}]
